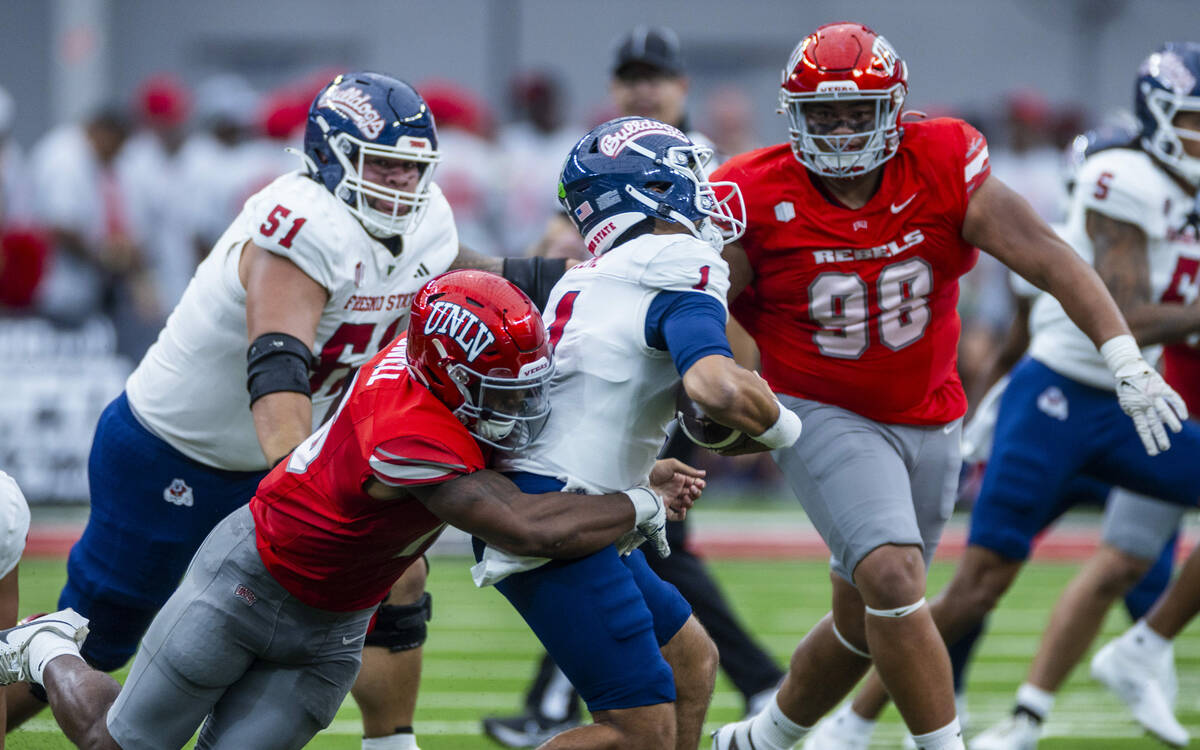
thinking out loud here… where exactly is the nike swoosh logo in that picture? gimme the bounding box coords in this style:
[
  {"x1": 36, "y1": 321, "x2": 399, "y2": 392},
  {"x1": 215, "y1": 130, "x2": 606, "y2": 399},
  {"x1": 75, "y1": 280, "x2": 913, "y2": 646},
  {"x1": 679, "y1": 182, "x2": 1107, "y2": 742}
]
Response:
[
  {"x1": 891, "y1": 193, "x2": 918, "y2": 213},
  {"x1": 943, "y1": 421, "x2": 959, "y2": 434},
  {"x1": 342, "y1": 634, "x2": 364, "y2": 646}
]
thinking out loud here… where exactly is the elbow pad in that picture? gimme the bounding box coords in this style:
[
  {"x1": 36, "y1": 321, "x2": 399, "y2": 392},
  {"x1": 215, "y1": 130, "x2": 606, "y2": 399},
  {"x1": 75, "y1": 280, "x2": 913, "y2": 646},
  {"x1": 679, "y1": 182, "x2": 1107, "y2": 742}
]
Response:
[
  {"x1": 247, "y1": 332, "x2": 314, "y2": 406},
  {"x1": 502, "y1": 257, "x2": 569, "y2": 312}
]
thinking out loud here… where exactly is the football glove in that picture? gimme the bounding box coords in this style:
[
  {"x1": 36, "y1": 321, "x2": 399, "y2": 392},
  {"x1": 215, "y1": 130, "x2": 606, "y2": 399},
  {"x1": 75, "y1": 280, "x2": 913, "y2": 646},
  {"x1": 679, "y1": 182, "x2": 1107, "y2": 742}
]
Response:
[
  {"x1": 617, "y1": 486, "x2": 669, "y2": 558},
  {"x1": 1102, "y1": 335, "x2": 1187, "y2": 456}
]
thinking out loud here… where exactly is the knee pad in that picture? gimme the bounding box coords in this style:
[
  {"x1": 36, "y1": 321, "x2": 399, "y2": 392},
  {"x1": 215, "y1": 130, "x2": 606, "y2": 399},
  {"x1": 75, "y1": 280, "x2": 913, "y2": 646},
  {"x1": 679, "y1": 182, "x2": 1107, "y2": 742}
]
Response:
[
  {"x1": 865, "y1": 597, "x2": 926, "y2": 619},
  {"x1": 364, "y1": 592, "x2": 432, "y2": 652}
]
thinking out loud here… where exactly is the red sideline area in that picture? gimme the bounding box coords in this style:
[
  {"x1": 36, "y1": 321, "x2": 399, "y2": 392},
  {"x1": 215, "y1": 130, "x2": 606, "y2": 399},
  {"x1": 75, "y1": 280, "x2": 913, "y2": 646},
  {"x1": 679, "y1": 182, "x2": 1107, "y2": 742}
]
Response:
[
  {"x1": 26, "y1": 523, "x2": 1199, "y2": 562},
  {"x1": 690, "y1": 527, "x2": 1200, "y2": 561}
]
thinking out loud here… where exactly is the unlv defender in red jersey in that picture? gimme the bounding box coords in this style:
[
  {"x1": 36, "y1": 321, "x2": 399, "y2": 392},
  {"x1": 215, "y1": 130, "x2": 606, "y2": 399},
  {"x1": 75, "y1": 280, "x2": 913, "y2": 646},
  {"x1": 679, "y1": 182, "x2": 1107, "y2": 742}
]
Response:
[
  {"x1": 0, "y1": 271, "x2": 703, "y2": 750},
  {"x1": 711, "y1": 22, "x2": 1183, "y2": 750}
]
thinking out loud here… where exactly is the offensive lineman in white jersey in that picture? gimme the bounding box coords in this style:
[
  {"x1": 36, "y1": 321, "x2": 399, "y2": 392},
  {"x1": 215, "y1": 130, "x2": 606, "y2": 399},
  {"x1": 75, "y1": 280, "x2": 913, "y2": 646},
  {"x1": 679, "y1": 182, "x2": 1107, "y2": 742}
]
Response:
[
  {"x1": 11, "y1": 72, "x2": 564, "y2": 750},
  {"x1": 468, "y1": 116, "x2": 802, "y2": 750}
]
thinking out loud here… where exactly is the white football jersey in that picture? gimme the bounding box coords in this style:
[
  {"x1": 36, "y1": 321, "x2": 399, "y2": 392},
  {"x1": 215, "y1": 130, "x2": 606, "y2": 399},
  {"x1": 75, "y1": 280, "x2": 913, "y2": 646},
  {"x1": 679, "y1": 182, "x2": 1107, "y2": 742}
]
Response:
[
  {"x1": 126, "y1": 171, "x2": 458, "y2": 471},
  {"x1": 1028, "y1": 149, "x2": 1200, "y2": 389},
  {"x1": 473, "y1": 232, "x2": 729, "y2": 585}
]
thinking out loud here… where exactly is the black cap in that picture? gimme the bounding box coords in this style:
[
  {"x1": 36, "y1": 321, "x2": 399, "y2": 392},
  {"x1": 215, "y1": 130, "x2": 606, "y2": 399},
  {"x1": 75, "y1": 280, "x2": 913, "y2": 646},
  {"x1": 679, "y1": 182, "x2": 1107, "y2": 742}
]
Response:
[{"x1": 611, "y1": 26, "x2": 685, "y2": 78}]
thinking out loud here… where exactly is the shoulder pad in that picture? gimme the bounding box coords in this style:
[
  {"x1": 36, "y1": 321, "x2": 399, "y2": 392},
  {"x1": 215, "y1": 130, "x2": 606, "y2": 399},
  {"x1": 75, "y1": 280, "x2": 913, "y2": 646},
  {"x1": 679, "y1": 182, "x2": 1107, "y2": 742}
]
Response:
[
  {"x1": 635, "y1": 235, "x2": 730, "y2": 305},
  {"x1": 1076, "y1": 150, "x2": 1169, "y2": 238}
]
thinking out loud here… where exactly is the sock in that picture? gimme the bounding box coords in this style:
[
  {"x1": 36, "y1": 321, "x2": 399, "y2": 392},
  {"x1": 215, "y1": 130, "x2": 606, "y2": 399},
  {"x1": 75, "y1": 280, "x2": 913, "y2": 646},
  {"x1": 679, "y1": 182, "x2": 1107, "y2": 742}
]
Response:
[
  {"x1": 1013, "y1": 683, "x2": 1054, "y2": 722},
  {"x1": 830, "y1": 702, "x2": 875, "y2": 737},
  {"x1": 748, "y1": 697, "x2": 810, "y2": 749},
  {"x1": 1128, "y1": 619, "x2": 1170, "y2": 656},
  {"x1": 26, "y1": 631, "x2": 82, "y2": 685},
  {"x1": 362, "y1": 727, "x2": 418, "y2": 750},
  {"x1": 910, "y1": 717, "x2": 963, "y2": 750}
]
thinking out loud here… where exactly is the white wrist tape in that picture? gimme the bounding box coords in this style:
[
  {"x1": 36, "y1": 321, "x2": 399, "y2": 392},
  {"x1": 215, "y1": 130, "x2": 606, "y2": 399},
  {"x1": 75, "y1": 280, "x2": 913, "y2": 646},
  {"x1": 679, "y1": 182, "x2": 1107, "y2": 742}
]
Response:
[
  {"x1": 1100, "y1": 334, "x2": 1142, "y2": 373},
  {"x1": 865, "y1": 597, "x2": 926, "y2": 618},
  {"x1": 624, "y1": 485, "x2": 662, "y2": 525},
  {"x1": 753, "y1": 403, "x2": 803, "y2": 449}
]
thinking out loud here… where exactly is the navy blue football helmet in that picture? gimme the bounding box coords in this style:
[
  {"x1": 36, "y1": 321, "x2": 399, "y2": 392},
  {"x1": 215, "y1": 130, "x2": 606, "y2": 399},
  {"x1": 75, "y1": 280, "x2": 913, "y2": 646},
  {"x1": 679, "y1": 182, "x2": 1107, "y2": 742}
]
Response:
[
  {"x1": 557, "y1": 116, "x2": 745, "y2": 257},
  {"x1": 303, "y1": 72, "x2": 440, "y2": 237},
  {"x1": 1136, "y1": 42, "x2": 1200, "y2": 186}
]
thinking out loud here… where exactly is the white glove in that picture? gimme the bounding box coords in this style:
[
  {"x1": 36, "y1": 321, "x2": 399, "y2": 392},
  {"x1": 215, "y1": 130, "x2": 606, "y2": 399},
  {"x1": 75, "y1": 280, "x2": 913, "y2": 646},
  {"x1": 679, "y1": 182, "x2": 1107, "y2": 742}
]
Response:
[
  {"x1": 1101, "y1": 335, "x2": 1187, "y2": 456},
  {"x1": 616, "y1": 485, "x2": 669, "y2": 558}
]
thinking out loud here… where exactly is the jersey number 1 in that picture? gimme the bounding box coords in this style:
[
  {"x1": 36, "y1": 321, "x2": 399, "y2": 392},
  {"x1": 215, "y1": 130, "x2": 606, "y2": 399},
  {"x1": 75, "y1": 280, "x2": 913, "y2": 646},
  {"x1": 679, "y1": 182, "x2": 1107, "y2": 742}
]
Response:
[{"x1": 809, "y1": 258, "x2": 933, "y2": 359}]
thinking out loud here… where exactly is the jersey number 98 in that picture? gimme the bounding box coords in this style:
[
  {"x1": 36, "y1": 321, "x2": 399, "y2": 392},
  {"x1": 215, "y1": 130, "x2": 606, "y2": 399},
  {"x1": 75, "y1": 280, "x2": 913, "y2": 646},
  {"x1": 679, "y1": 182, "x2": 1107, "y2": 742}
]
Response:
[{"x1": 808, "y1": 258, "x2": 933, "y2": 359}]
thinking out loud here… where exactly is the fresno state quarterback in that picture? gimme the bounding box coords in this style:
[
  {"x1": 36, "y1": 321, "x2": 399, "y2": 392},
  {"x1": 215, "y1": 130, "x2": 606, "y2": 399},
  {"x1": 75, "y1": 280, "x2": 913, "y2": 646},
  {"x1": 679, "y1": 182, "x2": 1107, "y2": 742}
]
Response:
[{"x1": 710, "y1": 21, "x2": 1185, "y2": 750}]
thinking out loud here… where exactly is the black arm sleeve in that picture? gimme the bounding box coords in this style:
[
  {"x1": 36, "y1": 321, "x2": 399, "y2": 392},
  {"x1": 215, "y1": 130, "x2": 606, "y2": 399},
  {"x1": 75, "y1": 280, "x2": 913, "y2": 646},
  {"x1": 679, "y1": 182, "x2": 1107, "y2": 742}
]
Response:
[
  {"x1": 501, "y1": 257, "x2": 569, "y2": 312},
  {"x1": 246, "y1": 332, "x2": 315, "y2": 406}
]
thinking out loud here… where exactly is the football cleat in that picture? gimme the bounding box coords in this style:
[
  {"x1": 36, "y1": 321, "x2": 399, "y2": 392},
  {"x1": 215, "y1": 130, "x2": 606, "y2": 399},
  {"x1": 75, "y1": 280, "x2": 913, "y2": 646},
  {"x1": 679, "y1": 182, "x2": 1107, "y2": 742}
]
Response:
[
  {"x1": 0, "y1": 608, "x2": 89, "y2": 685},
  {"x1": 802, "y1": 704, "x2": 872, "y2": 750},
  {"x1": 1091, "y1": 637, "x2": 1189, "y2": 747},
  {"x1": 969, "y1": 714, "x2": 1039, "y2": 750},
  {"x1": 711, "y1": 719, "x2": 762, "y2": 750},
  {"x1": 481, "y1": 713, "x2": 581, "y2": 748}
]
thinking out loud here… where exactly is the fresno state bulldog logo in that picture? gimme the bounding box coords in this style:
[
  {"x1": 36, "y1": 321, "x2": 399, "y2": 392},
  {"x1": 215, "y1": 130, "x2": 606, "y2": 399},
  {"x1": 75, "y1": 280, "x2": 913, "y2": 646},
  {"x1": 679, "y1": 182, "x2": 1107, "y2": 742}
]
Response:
[
  {"x1": 422, "y1": 300, "x2": 497, "y2": 362},
  {"x1": 598, "y1": 119, "x2": 688, "y2": 158},
  {"x1": 319, "y1": 85, "x2": 386, "y2": 139},
  {"x1": 163, "y1": 478, "x2": 194, "y2": 507}
]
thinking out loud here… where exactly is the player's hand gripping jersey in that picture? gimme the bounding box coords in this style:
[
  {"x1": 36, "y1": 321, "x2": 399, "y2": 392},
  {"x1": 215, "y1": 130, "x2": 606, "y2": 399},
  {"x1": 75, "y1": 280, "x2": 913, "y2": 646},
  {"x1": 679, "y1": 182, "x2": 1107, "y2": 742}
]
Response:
[
  {"x1": 712, "y1": 118, "x2": 990, "y2": 424},
  {"x1": 1028, "y1": 149, "x2": 1200, "y2": 389},
  {"x1": 498, "y1": 232, "x2": 729, "y2": 493},
  {"x1": 126, "y1": 171, "x2": 458, "y2": 471},
  {"x1": 251, "y1": 335, "x2": 485, "y2": 612}
]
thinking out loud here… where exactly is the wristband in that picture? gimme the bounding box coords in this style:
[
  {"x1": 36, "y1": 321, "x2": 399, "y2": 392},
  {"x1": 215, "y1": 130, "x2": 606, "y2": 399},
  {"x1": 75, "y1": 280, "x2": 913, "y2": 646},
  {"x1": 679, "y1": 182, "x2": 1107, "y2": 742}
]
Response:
[
  {"x1": 753, "y1": 403, "x2": 803, "y2": 449},
  {"x1": 1100, "y1": 334, "x2": 1142, "y2": 373},
  {"x1": 623, "y1": 485, "x2": 662, "y2": 525}
]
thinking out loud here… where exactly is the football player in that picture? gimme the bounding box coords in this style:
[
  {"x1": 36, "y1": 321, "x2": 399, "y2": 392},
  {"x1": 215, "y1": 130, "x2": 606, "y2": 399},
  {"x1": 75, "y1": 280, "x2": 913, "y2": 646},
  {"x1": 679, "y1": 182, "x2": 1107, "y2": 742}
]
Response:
[
  {"x1": 13, "y1": 72, "x2": 573, "y2": 750},
  {"x1": 710, "y1": 23, "x2": 1187, "y2": 750},
  {"x1": 809, "y1": 79, "x2": 1200, "y2": 750},
  {"x1": 0, "y1": 270, "x2": 708, "y2": 750},
  {"x1": 485, "y1": 27, "x2": 787, "y2": 748},
  {"x1": 471, "y1": 116, "x2": 802, "y2": 750}
]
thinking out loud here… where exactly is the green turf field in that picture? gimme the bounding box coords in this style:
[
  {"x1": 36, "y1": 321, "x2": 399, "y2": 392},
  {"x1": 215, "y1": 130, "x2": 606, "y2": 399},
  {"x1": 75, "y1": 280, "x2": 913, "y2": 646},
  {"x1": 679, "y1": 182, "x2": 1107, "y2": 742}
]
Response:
[{"x1": 8, "y1": 555, "x2": 1198, "y2": 749}]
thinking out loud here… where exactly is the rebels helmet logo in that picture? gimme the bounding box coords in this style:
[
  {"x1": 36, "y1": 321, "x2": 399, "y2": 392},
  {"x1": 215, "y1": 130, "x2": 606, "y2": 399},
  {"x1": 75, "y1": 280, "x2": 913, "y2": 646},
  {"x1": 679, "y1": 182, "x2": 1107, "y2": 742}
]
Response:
[
  {"x1": 598, "y1": 119, "x2": 687, "y2": 157},
  {"x1": 319, "y1": 85, "x2": 386, "y2": 139},
  {"x1": 423, "y1": 300, "x2": 497, "y2": 362}
]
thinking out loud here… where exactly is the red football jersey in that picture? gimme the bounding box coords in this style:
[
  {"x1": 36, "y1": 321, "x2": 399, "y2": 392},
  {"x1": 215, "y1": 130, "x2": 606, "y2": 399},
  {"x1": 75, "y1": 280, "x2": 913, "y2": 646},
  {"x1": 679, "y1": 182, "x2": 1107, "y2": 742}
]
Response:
[
  {"x1": 251, "y1": 336, "x2": 486, "y2": 611},
  {"x1": 713, "y1": 118, "x2": 990, "y2": 424},
  {"x1": 1163, "y1": 343, "x2": 1200, "y2": 415}
]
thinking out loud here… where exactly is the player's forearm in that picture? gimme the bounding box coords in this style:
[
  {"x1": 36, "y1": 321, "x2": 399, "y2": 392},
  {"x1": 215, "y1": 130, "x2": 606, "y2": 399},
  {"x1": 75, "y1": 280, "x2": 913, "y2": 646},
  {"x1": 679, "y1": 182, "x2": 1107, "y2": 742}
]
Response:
[
  {"x1": 682, "y1": 355, "x2": 779, "y2": 435},
  {"x1": 449, "y1": 244, "x2": 503, "y2": 274},
  {"x1": 250, "y1": 391, "x2": 314, "y2": 466},
  {"x1": 1040, "y1": 257, "x2": 1132, "y2": 349},
  {"x1": 1116, "y1": 302, "x2": 1200, "y2": 347},
  {"x1": 478, "y1": 491, "x2": 637, "y2": 559}
]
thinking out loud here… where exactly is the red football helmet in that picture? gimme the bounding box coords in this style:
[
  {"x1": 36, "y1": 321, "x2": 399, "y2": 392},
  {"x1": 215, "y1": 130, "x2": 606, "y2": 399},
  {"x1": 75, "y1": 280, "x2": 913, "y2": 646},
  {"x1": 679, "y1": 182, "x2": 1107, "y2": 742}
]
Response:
[
  {"x1": 406, "y1": 270, "x2": 553, "y2": 450},
  {"x1": 779, "y1": 22, "x2": 908, "y2": 177}
]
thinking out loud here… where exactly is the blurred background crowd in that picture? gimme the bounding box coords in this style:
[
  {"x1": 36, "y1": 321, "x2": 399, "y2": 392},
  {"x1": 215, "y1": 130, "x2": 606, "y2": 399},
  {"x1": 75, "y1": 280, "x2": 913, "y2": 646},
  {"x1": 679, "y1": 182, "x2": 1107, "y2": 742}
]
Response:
[{"x1": 0, "y1": 0, "x2": 1195, "y2": 503}]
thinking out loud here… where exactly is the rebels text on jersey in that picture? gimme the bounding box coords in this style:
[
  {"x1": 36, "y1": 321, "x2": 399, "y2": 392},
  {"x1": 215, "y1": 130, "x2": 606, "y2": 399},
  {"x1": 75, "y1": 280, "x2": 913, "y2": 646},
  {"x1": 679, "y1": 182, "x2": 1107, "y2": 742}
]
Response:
[
  {"x1": 712, "y1": 118, "x2": 989, "y2": 424},
  {"x1": 250, "y1": 336, "x2": 485, "y2": 612}
]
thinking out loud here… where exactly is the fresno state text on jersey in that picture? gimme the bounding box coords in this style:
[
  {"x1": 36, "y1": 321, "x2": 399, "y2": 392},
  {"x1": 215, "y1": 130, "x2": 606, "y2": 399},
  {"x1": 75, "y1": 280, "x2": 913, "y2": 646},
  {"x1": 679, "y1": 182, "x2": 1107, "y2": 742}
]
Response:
[{"x1": 714, "y1": 118, "x2": 989, "y2": 424}]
